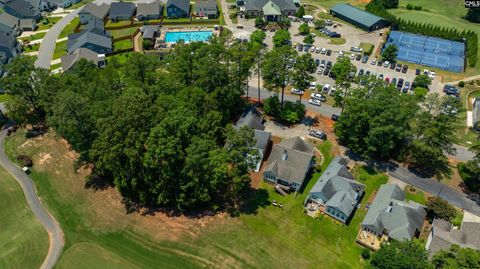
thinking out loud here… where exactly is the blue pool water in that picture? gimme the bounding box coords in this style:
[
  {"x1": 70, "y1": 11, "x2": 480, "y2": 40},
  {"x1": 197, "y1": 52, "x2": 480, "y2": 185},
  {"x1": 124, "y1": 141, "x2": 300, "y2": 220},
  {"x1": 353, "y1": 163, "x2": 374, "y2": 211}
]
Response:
[{"x1": 164, "y1": 31, "x2": 213, "y2": 43}]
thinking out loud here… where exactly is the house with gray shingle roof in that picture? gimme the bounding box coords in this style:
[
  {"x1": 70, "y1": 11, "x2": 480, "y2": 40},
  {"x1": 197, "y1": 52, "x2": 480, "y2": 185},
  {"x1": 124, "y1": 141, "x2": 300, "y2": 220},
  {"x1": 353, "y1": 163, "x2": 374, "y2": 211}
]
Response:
[
  {"x1": 136, "y1": 1, "x2": 162, "y2": 21},
  {"x1": 108, "y1": 2, "x2": 136, "y2": 21},
  {"x1": 426, "y1": 218, "x2": 480, "y2": 258},
  {"x1": 0, "y1": 12, "x2": 21, "y2": 37},
  {"x1": 67, "y1": 26, "x2": 112, "y2": 54},
  {"x1": 194, "y1": 0, "x2": 217, "y2": 19},
  {"x1": 242, "y1": 0, "x2": 297, "y2": 22},
  {"x1": 361, "y1": 184, "x2": 426, "y2": 243},
  {"x1": 61, "y1": 47, "x2": 106, "y2": 71},
  {"x1": 4, "y1": 0, "x2": 41, "y2": 22},
  {"x1": 79, "y1": 3, "x2": 110, "y2": 25},
  {"x1": 234, "y1": 107, "x2": 271, "y2": 172},
  {"x1": 166, "y1": 0, "x2": 190, "y2": 18},
  {"x1": 0, "y1": 32, "x2": 21, "y2": 65},
  {"x1": 263, "y1": 136, "x2": 314, "y2": 191},
  {"x1": 306, "y1": 156, "x2": 365, "y2": 224}
]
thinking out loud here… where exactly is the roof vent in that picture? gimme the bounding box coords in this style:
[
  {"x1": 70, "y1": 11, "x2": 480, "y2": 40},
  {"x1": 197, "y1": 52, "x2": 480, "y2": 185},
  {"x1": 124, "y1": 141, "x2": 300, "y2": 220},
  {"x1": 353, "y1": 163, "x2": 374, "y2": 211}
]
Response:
[
  {"x1": 282, "y1": 150, "x2": 288, "y2": 161},
  {"x1": 386, "y1": 201, "x2": 393, "y2": 213}
]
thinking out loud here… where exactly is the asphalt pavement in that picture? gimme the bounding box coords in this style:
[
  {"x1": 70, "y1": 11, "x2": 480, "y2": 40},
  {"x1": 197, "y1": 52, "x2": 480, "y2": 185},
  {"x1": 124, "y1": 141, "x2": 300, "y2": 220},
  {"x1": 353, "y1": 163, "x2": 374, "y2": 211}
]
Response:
[
  {"x1": 35, "y1": 7, "x2": 82, "y2": 69},
  {"x1": 0, "y1": 128, "x2": 64, "y2": 269},
  {"x1": 389, "y1": 165, "x2": 480, "y2": 216}
]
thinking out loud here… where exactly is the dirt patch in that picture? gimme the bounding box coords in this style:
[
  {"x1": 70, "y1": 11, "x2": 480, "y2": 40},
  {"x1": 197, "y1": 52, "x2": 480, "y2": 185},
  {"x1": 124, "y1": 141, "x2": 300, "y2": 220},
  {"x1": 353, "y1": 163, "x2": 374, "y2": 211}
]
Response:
[{"x1": 38, "y1": 153, "x2": 52, "y2": 165}]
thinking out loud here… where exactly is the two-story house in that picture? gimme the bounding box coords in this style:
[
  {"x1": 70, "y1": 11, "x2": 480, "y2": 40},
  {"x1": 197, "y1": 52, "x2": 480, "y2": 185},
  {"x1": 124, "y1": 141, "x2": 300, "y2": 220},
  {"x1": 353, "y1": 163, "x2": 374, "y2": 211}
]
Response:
[
  {"x1": 136, "y1": 1, "x2": 162, "y2": 21},
  {"x1": 166, "y1": 0, "x2": 190, "y2": 18},
  {"x1": 4, "y1": 0, "x2": 41, "y2": 30},
  {"x1": 79, "y1": 3, "x2": 110, "y2": 25},
  {"x1": 67, "y1": 26, "x2": 112, "y2": 55},
  {"x1": 0, "y1": 32, "x2": 21, "y2": 65},
  {"x1": 194, "y1": 0, "x2": 218, "y2": 19},
  {"x1": 0, "y1": 12, "x2": 21, "y2": 37}
]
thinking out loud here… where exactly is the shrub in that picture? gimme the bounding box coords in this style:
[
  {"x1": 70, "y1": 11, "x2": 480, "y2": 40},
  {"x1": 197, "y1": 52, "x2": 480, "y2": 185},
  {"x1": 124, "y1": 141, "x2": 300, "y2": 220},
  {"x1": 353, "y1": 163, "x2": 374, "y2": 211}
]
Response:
[
  {"x1": 361, "y1": 248, "x2": 371, "y2": 259},
  {"x1": 458, "y1": 162, "x2": 480, "y2": 192},
  {"x1": 142, "y1": 39, "x2": 153, "y2": 50},
  {"x1": 229, "y1": 12, "x2": 237, "y2": 19},
  {"x1": 406, "y1": 3, "x2": 413, "y2": 10},
  {"x1": 427, "y1": 197, "x2": 457, "y2": 221},
  {"x1": 263, "y1": 96, "x2": 280, "y2": 116},
  {"x1": 413, "y1": 5, "x2": 422, "y2": 10},
  {"x1": 458, "y1": 81, "x2": 465, "y2": 87},
  {"x1": 254, "y1": 17, "x2": 266, "y2": 28},
  {"x1": 279, "y1": 101, "x2": 305, "y2": 124},
  {"x1": 17, "y1": 155, "x2": 33, "y2": 167}
]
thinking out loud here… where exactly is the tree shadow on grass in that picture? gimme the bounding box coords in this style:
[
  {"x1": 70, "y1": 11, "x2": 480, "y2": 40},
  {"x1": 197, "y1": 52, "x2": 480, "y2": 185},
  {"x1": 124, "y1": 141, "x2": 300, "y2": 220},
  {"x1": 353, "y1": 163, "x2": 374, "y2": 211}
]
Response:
[{"x1": 236, "y1": 187, "x2": 270, "y2": 216}]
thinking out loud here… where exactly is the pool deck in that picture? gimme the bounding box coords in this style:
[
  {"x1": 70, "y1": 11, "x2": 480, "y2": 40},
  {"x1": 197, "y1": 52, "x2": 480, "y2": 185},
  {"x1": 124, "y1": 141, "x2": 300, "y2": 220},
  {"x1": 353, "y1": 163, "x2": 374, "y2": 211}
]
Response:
[{"x1": 157, "y1": 27, "x2": 220, "y2": 46}]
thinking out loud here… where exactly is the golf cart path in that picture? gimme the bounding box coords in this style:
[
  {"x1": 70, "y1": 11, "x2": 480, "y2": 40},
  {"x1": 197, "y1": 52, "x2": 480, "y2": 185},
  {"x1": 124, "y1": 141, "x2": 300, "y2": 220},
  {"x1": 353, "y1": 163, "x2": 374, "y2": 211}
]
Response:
[{"x1": 0, "y1": 128, "x2": 64, "y2": 269}]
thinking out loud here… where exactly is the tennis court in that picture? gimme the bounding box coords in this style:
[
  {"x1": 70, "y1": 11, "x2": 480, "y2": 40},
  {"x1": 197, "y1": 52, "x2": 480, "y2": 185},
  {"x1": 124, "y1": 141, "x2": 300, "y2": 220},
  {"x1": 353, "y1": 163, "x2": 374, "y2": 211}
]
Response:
[{"x1": 384, "y1": 31, "x2": 465, "y2": 72}]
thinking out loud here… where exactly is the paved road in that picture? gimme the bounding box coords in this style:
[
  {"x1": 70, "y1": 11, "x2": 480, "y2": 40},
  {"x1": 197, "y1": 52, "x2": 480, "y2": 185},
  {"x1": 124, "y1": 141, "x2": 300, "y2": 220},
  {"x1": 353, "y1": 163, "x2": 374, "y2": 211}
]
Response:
[
  {"x1": 0, "y1": 128, "x2": 64, "y2": 269},
  {"x1": 35, "y1": 7, "x2": 82, "y2": 69},
  {"x1": 389, "y1": 165, "x2": 480, "y2": 216}
]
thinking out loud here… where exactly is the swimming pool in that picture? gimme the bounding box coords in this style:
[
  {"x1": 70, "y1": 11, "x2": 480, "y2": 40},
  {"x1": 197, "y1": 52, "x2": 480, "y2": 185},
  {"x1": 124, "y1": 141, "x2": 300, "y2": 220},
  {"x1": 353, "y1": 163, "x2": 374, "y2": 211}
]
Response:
[{"x1": 164, "y1": 31, "x2": 213, "y2": 43}]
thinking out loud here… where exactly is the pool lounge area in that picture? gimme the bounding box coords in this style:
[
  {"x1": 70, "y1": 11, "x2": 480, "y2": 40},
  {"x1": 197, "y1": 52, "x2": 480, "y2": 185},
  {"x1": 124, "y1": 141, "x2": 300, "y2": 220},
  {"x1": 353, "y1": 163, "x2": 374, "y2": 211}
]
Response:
[{"x1": 164, "y1": 30, "x2": 214, "y2": 43}]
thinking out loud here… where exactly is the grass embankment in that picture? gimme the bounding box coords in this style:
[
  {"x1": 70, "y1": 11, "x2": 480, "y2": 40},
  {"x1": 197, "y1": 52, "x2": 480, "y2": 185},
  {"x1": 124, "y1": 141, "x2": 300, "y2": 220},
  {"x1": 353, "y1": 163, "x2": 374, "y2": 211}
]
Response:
[
  {"x1": 453, "y1": 84, "x2": 479, "y2": 146},
  {"x1": 4, "y1": 130, "x2": 388, "y2": 268},
  {"x1": 37, "y1": 17, "x2": 62, "y2": 31},
  {"x1": 0, "y1": 166, "x2": 49, "y2": 269},
  {"x1": 59, "y1": 17, "x2": 80, "y2": 39},
  {"x1": 404, "y1": 186, "x2": 427, "y2": 205},
  {"x1": 19, "y1": 32, "x2": 46, "y2": 42},
  {"x1": 111, "y1": 27, "x2": 138, "y2": 39},
  {"x1": 113, "y1": 39, "x2": 133, "y2": 51},
  {"x1": 53, "y1": 40, "x2": 68, "y2": 60}
]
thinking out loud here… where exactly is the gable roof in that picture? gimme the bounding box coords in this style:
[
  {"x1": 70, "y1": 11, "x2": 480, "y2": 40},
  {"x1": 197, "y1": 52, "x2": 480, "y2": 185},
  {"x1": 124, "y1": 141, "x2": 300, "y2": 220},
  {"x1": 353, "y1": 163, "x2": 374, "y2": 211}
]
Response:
[
  {"x1": 309, "y1": 156, "x2": 365, "y2": 217},
  {"x1": 244, "y1": 0, "x2": 296, "y2": 12},
  {"x1": 67, "y1": 27, "x2": 112, "y2": 54},
  {"x1": 80, "y1": 3, "x2": 110, "y2": 19},
  {"x1": 330, "y1": 3, "x2": 384, "y2": 28},
  {"x1": 262, "y1": 1, "x2": 281, "y2": 15},
  {"x1": 234, "y1": 107, "x2": 270, "y2": 152},
  {"x1": 136, "y1": 1, "x2": 162, "y2": 17},
  {"x1": 109, "y1": 2, "x2": 136, "y2": 18},
  {"x1": 195, "y1": 0, "x2": 216, "y2": 9},
  {"x1": 0, "y1": 32, "x2": 19, "y2": 64},
  {"x1": 4, "y1": 0, "x2": 39, "y2": 18},
  {"x1": 167, "y1": 0, "x2": 190, "y2": 13},
  {"x1": 61, "y1": 48, "x2": 102, "y2": 71},
  {"x1": 362, "y1": 184, "x2": 426, "y2": 241},
  {"x1": 0, "y1": 12, "x2": 20, "y2": 30},
  {"x1": 427, "y1": 218, "x2": 480, "y2": 256},
  {"x1": 265, "y1": 136, "x2": 314, "y2": 185}
]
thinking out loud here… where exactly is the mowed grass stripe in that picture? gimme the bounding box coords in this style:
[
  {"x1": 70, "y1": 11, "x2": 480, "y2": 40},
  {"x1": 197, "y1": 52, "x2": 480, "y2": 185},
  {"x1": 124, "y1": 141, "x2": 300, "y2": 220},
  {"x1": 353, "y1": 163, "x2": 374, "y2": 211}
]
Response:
[{"x1": 0, "y1": 166, "x2": 49, "y2": 269}]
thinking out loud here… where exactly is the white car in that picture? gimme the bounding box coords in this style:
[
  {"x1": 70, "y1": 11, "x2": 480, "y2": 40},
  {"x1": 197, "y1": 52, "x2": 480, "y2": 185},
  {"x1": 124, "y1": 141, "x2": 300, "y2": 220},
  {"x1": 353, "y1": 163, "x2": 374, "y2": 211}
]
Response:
[
  {"x1": 329, "y1": 87, "x2": 336, "y2": 96},
  {"x1": 317, "y1": 68, "x2": 323, "y2": 74},
  {"x1": 338, "y1": 50, "x2": 344, "y2": 57},
  {"x1": 371, "y1": 58, "x2": 377, "y2": 65},
  {"x1": 309, "y1": 98, "x2": 322, "y2": 106},
  {"x1": 383, "y1": 61, "x2": 390, "y2": 67},
  {"x1": 350, "y1": 54, "x2": 355, "y2": 60},
  {"x1": 315, "y1": 47, "x2": 321, "y2": 53},
  {"x1": 310, "y1": 46, "x2": 315, "y2": 52},
  {"x1": 322, "y1": 84, "x2": 330, "y2": 93},
  {"x1": 309, "y1": 81, "x2": 317, "y2": 89},
  {"x1": 310, "y1": 93, "x2": 326, "y2": 102},
  {"x1": 428, "y1": 71, "x2": 436, "y2": 79},
  {"x1": 321, "y1": 48, "x2": 326, "y2": 54},
  {"x1": 291, "y1": 88, "x2": 304, "y2": 95}
]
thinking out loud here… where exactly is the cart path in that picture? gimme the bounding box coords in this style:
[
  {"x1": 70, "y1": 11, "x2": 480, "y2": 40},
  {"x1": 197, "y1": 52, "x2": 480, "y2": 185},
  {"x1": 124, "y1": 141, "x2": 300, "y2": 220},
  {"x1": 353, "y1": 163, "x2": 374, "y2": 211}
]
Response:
[{"x1": 0, "y1": 127, "x2": 64, "y2": 269}]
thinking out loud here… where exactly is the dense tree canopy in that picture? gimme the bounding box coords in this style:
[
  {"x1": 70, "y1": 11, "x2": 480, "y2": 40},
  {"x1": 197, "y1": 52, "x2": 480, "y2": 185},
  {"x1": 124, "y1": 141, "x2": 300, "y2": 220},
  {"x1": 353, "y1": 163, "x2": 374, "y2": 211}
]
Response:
[
  {"x1": 465, "y1": 8, "x2": 480, "y2": 23},
  {"x1": 381, "y1": 44, "x2": 398, "y2": 62},
  {"x1": 1, "y1": 38, "x2": 260, "y2": 212},
  {"x1": 370, "y1": 240, "x2": 431, "y2": 269},
  {"x1": 432, "y1": 245, "x2": 480, "y2": 268},
  {"x1": 272, "y1": 29, "x2": 291, "y2": 48}
]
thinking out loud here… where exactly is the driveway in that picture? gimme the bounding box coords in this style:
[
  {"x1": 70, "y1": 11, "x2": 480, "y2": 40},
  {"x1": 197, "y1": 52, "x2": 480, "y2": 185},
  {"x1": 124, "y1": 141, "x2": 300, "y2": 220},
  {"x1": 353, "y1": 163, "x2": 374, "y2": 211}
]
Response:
[
  {"x1": 388, "y1": 165, "x2": 480, "y2": 216},
  {"x1": 35, "y1": 7, "x2": 82, "y2": 69},
  {"x1": 0, "y1": 127, "x2": 64, "y2": 269}
]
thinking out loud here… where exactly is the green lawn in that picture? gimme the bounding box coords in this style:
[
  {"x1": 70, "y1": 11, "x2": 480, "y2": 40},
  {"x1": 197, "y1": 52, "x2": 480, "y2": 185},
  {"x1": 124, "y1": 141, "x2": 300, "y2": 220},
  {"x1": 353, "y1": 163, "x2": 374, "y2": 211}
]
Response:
[
  {"x1": 0, "y1": 94, "x2": 12, "y2": 103},
  {"x1": 37, "y1": 16, "x2": 62, "y2": 31},
  {"x1": 50, "y1": 63, "x2": 62, "y2": 71},
  {"x1": 111, "y1": 27, "x2": 138, "y2": 39},
  {"x1": 53, "y1": 40, "x2": 68, "y2": 60},
  {"x1": 453, "y1": 85, "x2": 480, "y2": 146},
  {"x1": 65, "y1": 0, "x2": 90, "y2": 10},
  {"x1": 3, "y1": 130, "x2": 392, "y2": 269},
  {"x1": 106, "y1": 20, "x2": 133, "y2": 28},
  {"x1": 19, "y1": 32, "x2": 46, "y2": 42},
  {"x1": 113, "y1": 39, "x2": 133, "y2": 51},
  {"x1": 0, "y1": 166, "x2": 49, "y2": 269},
  {"x1": 23, "y1": 43, "x2": 40, "y2": 53},
  {"x1": 404, "y1": 186, "x2": 427, "y2": 205},
  {"x1": 59, "y1": 17, "x2": 80, "y2": 39}
]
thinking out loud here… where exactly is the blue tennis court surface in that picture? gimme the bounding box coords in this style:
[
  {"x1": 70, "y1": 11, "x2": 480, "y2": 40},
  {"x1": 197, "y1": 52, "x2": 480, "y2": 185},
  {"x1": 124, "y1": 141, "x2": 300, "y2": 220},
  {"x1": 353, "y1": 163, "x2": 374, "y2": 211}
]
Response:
[{"x1": 384, "y1": 31, "x2": 465, "y2": 72}]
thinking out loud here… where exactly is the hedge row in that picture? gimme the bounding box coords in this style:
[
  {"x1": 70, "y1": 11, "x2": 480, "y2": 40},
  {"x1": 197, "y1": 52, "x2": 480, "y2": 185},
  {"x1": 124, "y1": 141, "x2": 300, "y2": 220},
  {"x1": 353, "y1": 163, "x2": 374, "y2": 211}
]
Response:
[{"x1": 366, "y1": 1, "x2": 478, "y2": 68}]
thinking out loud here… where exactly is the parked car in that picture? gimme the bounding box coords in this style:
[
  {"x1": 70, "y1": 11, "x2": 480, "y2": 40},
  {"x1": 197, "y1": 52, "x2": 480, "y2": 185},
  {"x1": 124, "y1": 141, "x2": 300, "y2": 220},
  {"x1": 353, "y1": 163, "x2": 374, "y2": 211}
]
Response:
[
  {"x1": 291, "y1": 88, "x2": 304, "y2": 95},
  {"x1": 397, "y1": 78, "x2": 404, "y2": 89},
  {"x1": 378, "y1": 74, "x2": 384, "y2": 80},
  {"x1": 395, "y1": 63, "x2": 402, "y2": 72},
  {"x1": 310, "y1": 46, "x2": 315, "y2": 53},
  {"x1": 377, "y1": 60, "x2": 383, "y2": 66},
  {"x1": 355, "y1": 54, "x2": 362, "y2": 61},
  {"x1": 317, "y1": 68, "x2": 323, "y2": 74},
  {"x1": 304, "y1": 45, "x2": 310, "y2": 52},
  {"x1": 338, "y1": 50, "x2": 344, "y2": 57},
  {"x1": 402, "y1": 65, "x2": 408, "y2": 73},
  {"x1": 315, "y1": 59, "x2": 320, "y2": 66},
  {"x1": 308, "y1": 98, "x2": 322, "y2": 106},
  {"x1": 371, "y1": 58, "x2": 377, "y2": 65},
  {"x1": 362, "y1": 55, "x2": 368, "y2": 63},
  {"x1": 404, "y1": 81, "x2": 410, "y2": 90},
  {"x1": 309, "y1": 130, "x2": 327, "y2": 139},
  {"x1": 330, "y1": 32, "x2": 341, "y2": 38},
  {"x1": 390, "y1": 62, "x2": 395, "y2": 70},
  {"x1": 391, "y1": 77, "x2": 397, "y2": 85},
  {"x1": 321, "y1": 48, "x2": 326, "y2": 54},
  {"x1": 311, "y1": 93, "x2": 326, "y2": 102},
  {"x1": 323, "y1": 69, "x2": 330, "y2": 76},
  {"x1": 309, "y1": 81, "x2": 317, "y2": 89},
  {"x1": 326, "y1": 61, "x2": 332, "y2": 67},
  {"x1": 350, "y1": 54, "x2": 355, "y2": 60},
  {"x1": 331, "y1": 114, "x2": 340, "y2": 121},
  {"x1": 326, "y1": 49, "x2": 332, "y2": 56},
  {"x1": 358, "y1": 69, "x2": 365, "y2": 76},
  {"x1": 383, "y1": 61, "x2": 390, "y2": 67},
  {"x1": 365, "y1": 70, "x2": 371, "y2": 76},
  {"x1": 385, "y1": 77, "x2": 390, "y2": 83},
  {"x1": 329, "y1": 87, "x2": 336, "y2": 96},
  {"x1": 297, "y1": 44, "x2": 303, "y2": 51},
  {"x1": 322, "y1": 84, "x2": 331, "y2": 93},
  {"x1": 415, "y1": 68, "x2": 421, "y2": 75},
  {"x1": 315, "y1": 47, "x2": 321, "y2": 53}
]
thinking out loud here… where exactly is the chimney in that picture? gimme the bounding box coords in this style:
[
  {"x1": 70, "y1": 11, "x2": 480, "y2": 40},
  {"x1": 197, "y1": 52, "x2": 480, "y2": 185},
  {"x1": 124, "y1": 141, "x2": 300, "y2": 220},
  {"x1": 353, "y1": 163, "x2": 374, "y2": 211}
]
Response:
[{"x1": 282, "y1": 150, "x2": 288, "y2": 161}]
